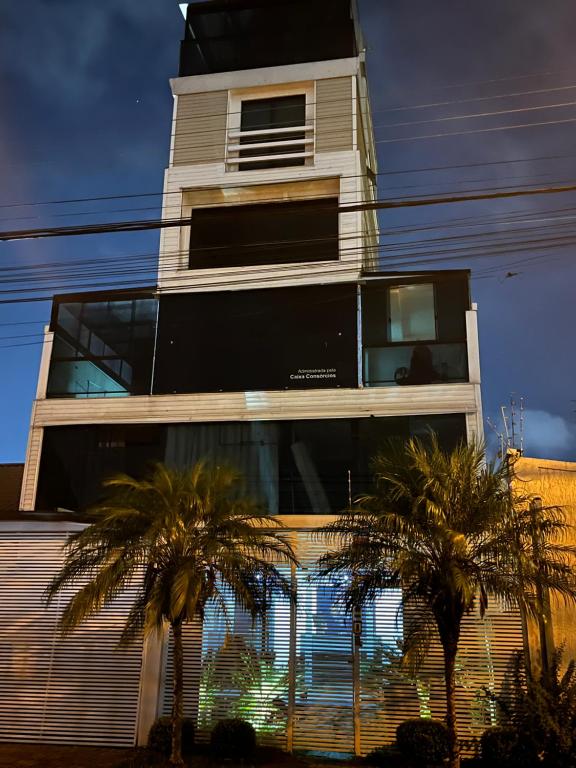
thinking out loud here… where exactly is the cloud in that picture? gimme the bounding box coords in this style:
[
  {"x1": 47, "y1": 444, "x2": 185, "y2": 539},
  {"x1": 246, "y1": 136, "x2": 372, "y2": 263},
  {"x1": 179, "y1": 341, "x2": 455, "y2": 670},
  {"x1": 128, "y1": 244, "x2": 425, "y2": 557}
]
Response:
[
  {"x1": 487, "y1": 409, "x2": 576, "y2": 461},
  {"x1": 522, "y1": 410, "x2": 576, "y2": 459},
  {"x1": 0, "y1": 0, "x2": 178, "y2": 104}
]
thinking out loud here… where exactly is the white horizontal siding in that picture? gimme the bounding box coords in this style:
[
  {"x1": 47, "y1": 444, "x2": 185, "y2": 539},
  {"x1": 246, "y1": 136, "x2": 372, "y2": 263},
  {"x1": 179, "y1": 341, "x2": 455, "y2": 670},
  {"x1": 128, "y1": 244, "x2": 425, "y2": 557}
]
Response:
[
  {"x1": 20, "y1": 425, "x2": 43, "y2": 511},
  {"x1": 172, "y1": 91, "x2": 228, "y2": 166},
  {"x1": 316, "y1": 77, "x2": 354, "y2": 152},
  {"x1": 32, "y1": 385, "x2": 479, "y2": 428},
  {"x1": 0, "y1": 529, "x2": 143, "y2": 746}
]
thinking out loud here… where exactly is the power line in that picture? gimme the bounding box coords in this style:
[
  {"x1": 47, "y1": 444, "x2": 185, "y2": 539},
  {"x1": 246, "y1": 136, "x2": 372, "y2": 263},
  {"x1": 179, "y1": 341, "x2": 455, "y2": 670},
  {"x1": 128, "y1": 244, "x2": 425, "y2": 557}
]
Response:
[
  {"x1": 380, "y1": 99, "x2": 576, "y2": 129},
  {"x1": 376, "y1": 116, "x2": 576, "y2": 143},
  {"x1": 1, "y1": 217, "x2": 576, "y2": 300},
  {"x1": 7, "y1": 179, "x2": 576, "y2": 242},
  {"x1": 378, "y1": 83, "x2": 576, "y2": 113},
  {"x1": 3, "y1": 152, "x2": 576, "y2": 213},
  {"x1": 6, "y1": 166, "x2": 576, "y2": 226}
]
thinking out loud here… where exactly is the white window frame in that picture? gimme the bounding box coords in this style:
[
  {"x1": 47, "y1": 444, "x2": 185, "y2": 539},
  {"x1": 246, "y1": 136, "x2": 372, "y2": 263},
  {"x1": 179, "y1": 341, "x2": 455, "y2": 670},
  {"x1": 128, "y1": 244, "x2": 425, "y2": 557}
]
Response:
[{"x1": 226, "y1": 81, "x2": 315, "y2": 173}]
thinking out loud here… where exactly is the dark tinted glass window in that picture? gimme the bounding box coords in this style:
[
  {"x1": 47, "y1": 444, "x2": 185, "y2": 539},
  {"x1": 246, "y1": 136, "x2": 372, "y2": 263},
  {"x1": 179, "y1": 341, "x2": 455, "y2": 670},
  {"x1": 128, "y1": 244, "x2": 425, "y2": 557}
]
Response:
[
  {"x1": 46, "y1": 296, "x2": 157, "y2": 398},
  {"x1": 189, "y1": 198, "x2": 338, "y2": 268},
  {"x1": 179, "y1": 0, "x2": 357, "y2": 76},
  {"x1": 154, "y1": 284, "x2": 357, "y2": 394},
  {"x1": 35, "y1": 415, "x2": 466, "y2": 514},
  {"x1": 239, "y1": 95, "x2": 306, "y2": 170},
  {"x1": 362, "y1": 276, "x2": 470, "y2": 387},
  {"x1": 241, "y1": 95, "x2": 305, "y2": 132},
  {"x1": 35, "y1": 425, "x2": 165, "y2": 512}
]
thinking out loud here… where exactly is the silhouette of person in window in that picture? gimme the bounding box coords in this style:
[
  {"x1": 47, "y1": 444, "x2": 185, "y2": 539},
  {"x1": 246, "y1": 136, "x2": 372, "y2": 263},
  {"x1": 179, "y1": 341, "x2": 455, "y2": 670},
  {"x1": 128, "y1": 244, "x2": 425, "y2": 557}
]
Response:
[{"x1": 395, "y1": 345, "x2": 437, "y2": 385}]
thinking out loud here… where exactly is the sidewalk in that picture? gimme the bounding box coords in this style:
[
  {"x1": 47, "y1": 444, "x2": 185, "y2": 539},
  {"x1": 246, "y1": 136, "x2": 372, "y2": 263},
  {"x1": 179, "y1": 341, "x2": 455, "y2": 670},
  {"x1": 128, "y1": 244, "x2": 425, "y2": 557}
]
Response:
[{"x1": 0, "y1": 744, "x2": 134, "y2": 768}]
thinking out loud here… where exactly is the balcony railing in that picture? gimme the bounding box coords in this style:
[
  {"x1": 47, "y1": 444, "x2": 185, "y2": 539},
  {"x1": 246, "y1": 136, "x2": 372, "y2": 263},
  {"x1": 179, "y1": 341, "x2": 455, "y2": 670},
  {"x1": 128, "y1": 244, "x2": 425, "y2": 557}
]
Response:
[
  {"x1": 363, "y1": 342, "x2": 468, "y2": 387},
  {"x1": 226, "y1": 124, "x2": 314, "y2": 170}
]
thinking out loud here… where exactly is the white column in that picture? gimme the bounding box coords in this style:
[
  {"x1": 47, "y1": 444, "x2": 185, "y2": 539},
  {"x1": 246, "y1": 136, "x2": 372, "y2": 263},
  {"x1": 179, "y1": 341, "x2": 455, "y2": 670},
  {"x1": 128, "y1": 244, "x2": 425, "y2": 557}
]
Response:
[{"x1": 136, "y1": 630, "x2": 166, "y2": 746}]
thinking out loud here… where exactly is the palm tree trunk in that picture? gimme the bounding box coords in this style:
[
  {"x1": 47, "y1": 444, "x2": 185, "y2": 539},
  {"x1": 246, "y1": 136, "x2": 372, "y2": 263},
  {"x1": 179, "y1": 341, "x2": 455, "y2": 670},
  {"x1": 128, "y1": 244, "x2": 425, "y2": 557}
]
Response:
[
  {"x1": 442, "y1": 637, "x2": 460, "y2": 768},
  {"x1": 171, "y1": 618, "x2": 185, "y2": 767}
]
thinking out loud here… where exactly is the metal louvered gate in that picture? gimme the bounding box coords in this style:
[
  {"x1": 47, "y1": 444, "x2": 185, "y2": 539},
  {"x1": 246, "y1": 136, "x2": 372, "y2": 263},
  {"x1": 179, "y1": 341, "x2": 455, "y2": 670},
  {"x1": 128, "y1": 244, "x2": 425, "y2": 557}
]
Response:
[
  {"x1": 0, "y1": 529, "x2": 143, "y2": 746},
  {"x1": 161, "y1": 529, "x2": 525, "y2": 756},
  {"x1": 359, "y1": 597, "x2": 525, "y2": 753},
  {"x1": 162, "y1": 577, "x2": 293, "y2": 746},
  {"x1": 293, "y1": 532, "x2": 354, "y2": 753}
]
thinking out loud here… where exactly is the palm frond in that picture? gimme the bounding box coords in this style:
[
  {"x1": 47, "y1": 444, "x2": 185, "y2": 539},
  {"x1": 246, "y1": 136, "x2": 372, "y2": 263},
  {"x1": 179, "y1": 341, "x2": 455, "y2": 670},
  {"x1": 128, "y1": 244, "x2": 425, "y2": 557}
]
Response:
[{"x1": 45, "y1": 460, "x2": 298, "y2": 645}]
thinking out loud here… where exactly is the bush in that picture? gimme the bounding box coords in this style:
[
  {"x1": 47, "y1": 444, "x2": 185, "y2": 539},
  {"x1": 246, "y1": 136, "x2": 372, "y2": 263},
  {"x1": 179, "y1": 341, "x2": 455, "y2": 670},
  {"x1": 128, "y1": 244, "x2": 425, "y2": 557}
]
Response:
[
  {"x1": 210, "y1": 717, "x2": 257, "y2": 760},
  {"x1": 487, "y1": 649, "x2": 576, "y2": 767},
  {"x1": 480, "y1": 726, "x2": 528, "y2": 767},
  {"x1": 364, "y1": 744, "x2": 406, "y2": 768},
  {"x1": 147, "y1": 716, "x2": 195, "y2": 757},
  {"x1": 396, "y1": 719, "x2": 449, "y2": 766}
]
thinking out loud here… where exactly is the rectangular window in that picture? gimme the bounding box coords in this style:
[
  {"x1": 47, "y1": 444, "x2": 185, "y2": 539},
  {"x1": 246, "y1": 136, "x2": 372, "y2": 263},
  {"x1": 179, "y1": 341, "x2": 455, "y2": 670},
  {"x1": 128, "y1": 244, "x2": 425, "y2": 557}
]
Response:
[
  {"x1": 227, "y1": 94, "x2": 311, "y2": 171},
  {"x1": 46, "y1": 295, "x2": 157, "y2": 398},
  {"x1": 239, "y1": 95, "x2": 306, "y2": 170},
  {"x1": 154, "y1": 283, "x2": 356, "y2": 395},
  {"x1": 389, "y1": 283, "x2": 436, "y2": 342},
  {"x1": 241, "y1": 95, "x2": 306, "y2": 132},
  {"x1": 362, "y1": 276, "x2": 470, "y2": 387},
  {"x1": 35, "y1": 415, "x2": 467, "y2": 513},
  {"x1": 188, "y1": 198, "x2": 338, "y2": 269}
]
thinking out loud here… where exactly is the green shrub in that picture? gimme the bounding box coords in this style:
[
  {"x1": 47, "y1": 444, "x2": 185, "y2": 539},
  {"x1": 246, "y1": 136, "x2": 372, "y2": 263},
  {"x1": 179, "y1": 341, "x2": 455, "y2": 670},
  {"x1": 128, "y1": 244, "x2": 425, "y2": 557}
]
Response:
[
  {"x1": 147, "y1": 716, "x2": 195, "y2": 757},
  {"x1": 210, "y1": 717, "x2": 257, "y2": 760},
  {"x1": 396, "y1": 719, "x2": 449, "y2": 766},
  {"x1": 480, "y1": 726, "x2": 529, "y2": 767},
  {"x1": 487, "y1": 649, "x2": 576, "y2": 767},
  {"x1": 364, "y1": 743, "x2": 406, "y2": 768}
]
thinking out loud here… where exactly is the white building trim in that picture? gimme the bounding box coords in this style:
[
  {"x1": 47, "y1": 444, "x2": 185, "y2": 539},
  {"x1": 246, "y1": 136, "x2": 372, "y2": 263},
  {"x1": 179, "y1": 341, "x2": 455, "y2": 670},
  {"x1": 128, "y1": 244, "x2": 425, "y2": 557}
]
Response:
[{"x1": 170, "y1": 58, "x2": 360, "y2": 96}]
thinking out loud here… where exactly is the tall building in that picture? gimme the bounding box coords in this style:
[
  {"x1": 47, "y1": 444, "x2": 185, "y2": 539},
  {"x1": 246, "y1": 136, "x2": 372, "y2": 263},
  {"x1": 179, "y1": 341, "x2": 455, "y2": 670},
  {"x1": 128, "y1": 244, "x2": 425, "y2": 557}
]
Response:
[{"x1": 1, "y1": 0, "x2": 522, "y2": 753}]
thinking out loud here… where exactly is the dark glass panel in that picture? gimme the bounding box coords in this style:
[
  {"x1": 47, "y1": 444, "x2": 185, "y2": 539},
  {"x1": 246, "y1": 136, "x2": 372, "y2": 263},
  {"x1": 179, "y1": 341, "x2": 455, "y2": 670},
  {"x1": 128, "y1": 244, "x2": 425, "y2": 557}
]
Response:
[
  {"x1": 241, "y1": 95, "x2": 305, "y2": 132},
  {"x1": 364, "y1": 343, "x2": 468, "y2": 387},
  {"x1": 435, "y1": 275, "x2": 469, "y2": 341},
  {"x1": 35, "y1": 415, "x2": 466, "y2": 514},
  {"x1": 362, "y1": 275, "x2": 470, "y2": 387},
  {"x1": 35, "y1": 425, "x2": 165, "y2": 512},
  {"x1": 46, "y1": 296, "x2": 157, "y2": 398},
  {"x1": 188, "y1": 199, "x2": 338, "y2": 269},
  {"x1": 154, "y1": 284, "x2": 357, "y2": 394},
  {"x1": 179, "y1": 0, "x2": 357, "y2": 77}
]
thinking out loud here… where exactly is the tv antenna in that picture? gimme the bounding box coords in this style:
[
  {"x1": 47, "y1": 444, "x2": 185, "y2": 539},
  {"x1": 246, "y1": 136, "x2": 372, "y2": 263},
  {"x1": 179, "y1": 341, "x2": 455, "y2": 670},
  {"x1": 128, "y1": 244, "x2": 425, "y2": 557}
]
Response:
[{"x1": 488, "y1": 395, "x2": 526, "y2": 456}]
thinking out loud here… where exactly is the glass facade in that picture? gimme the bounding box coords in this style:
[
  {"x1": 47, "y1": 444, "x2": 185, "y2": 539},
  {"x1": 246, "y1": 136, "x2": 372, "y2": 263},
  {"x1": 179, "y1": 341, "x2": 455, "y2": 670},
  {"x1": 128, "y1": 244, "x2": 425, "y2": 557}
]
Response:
[
  {"x1": 44, "y1": 274, "x2": 471, "y2": 398},
  {"x1": 389, "y1": 283, "x2": 436, "y2": 342},
  {"x1": 362, "y1": 275, "x2": 470, "y2": 387},
  {"x1": 46, "y1": 295, "x2": 157, "y2": 398},
  {"x1": 178, "y1": 0, "x2": 357, "y2": 77},
  {"x1": 35, "y1": 414, "x2": 466, "y2": 513},
  {"x1": 154, "y1": 284, "x2": 356, "y2": 394}
]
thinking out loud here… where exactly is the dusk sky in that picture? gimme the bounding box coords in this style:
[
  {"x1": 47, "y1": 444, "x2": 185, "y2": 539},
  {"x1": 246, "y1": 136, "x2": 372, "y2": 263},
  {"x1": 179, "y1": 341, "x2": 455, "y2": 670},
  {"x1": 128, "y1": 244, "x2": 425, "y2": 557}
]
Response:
[{"x1": 1, "y1": 0, "x2": 576, "y2": 462}]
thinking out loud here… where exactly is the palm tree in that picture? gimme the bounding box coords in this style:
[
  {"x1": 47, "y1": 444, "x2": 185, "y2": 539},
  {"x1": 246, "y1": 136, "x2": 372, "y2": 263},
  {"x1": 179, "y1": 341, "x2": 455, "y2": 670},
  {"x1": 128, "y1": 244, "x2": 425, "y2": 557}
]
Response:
[
  {"x1": 317, "y1": 436, "x2": 576, "y2": 768},
  {"x1": 45, "y1": 462, "x2": 297, "y2": 767}
]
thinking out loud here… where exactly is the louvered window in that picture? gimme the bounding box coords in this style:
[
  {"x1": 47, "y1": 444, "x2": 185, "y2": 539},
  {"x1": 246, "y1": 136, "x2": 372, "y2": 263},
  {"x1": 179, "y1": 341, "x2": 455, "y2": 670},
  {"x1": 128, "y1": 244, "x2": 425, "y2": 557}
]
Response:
[{"x1": 226, "y1": 95, "x2": 313, "y2": 171}]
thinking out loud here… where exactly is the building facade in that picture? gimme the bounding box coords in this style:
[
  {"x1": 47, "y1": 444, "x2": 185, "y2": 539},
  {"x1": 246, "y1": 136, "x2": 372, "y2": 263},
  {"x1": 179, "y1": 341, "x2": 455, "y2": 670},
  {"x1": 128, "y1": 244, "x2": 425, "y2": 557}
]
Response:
[
  {"x1": 0, "y1": 0, "x2": 523, "y2": 753},
  {"x1": 512, "y1": 456, "x2": 576, "y2": 670}
]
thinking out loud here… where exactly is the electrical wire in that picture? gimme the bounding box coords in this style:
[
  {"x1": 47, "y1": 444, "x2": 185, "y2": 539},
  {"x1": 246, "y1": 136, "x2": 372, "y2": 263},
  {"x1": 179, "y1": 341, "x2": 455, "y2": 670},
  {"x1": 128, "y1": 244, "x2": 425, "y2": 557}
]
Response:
[
  {"x1": 3, "y1": 152, "x2": 576, "y2": 213},
  {"x1": 5, "y1": 178, "x2": 576, "y2": 242},
  {"x1": 376, "y1": 116, "x2": 576, "y2": 143}
]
